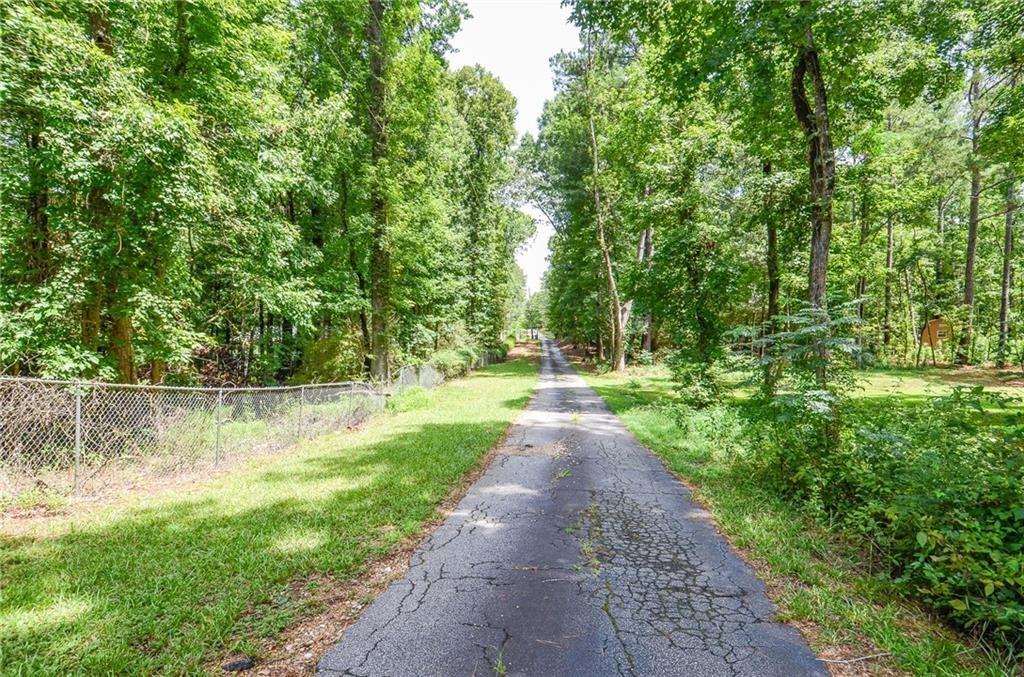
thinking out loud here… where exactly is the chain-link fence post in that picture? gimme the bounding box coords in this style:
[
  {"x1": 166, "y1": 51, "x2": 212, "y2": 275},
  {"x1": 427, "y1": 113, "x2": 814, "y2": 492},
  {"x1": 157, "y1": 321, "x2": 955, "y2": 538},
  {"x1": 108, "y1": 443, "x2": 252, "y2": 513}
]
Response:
[
  {"x1": 215, "y1": 388, "x2": 223, "y2": 465},
  {"x1": 74, "y1": 383, "x2": 82, "y2": 496},
  {"x1": 299, "y1": 386, "x2": 305, "y2": 440}
]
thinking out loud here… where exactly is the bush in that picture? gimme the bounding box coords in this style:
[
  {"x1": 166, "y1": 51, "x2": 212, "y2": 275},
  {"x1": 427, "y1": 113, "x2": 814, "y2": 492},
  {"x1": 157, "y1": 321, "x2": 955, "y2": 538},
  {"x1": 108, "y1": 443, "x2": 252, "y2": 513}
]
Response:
[
  {"x1": 739, "y1": 385, "x2": 1024, "y2": 651},
  {"x1": 666, "y1": 350, "x2": 721, "y2": 409},
  {"x1": 429, "y1": 346, "x2": 480, "y2": 378},
  {"x1": 428, "y1": 339, "x2": 512, "y2": 380},
  {"x1": 497, "y1": 335, "x2": 516, "y2": 358}
]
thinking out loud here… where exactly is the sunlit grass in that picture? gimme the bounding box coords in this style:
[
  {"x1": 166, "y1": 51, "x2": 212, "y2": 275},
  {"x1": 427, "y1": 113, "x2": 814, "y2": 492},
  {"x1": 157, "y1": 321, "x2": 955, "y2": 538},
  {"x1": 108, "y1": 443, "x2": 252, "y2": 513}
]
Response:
[
  {"x1": 584, "y1": 366, "x2": 1014, "y2": 676},
  {"x1": 0, "y1": 358, "x2": 537, "y2": 675}
]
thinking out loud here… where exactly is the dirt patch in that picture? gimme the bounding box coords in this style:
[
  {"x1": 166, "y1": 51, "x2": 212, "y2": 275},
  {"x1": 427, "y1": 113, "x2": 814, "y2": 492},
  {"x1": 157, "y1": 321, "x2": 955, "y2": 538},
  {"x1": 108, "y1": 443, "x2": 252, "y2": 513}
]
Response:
[
  {"x1": 933, "y1": 365, "x2": 1024, "y2": 388},
  {"x1": 507, "y1": 341, "x2": 542, "y2": 361}
]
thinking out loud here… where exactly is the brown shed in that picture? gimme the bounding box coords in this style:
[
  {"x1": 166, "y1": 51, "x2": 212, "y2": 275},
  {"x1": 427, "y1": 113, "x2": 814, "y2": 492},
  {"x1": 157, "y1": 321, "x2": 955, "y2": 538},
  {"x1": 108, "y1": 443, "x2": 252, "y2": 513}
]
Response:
[{"x1": 920, "y1": 318, "x2": 950, "y2": 348}]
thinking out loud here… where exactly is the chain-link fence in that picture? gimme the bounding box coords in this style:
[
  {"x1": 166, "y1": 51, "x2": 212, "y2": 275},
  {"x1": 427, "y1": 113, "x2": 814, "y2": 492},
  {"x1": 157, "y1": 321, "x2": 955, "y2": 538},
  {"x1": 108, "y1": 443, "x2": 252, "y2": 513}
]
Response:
[
  {"x1": 0, "y1": 353, "x2": 518, "y2": 504},
  {"x1": 0, "y1": 370, "x2": 433, "y2": 502}
]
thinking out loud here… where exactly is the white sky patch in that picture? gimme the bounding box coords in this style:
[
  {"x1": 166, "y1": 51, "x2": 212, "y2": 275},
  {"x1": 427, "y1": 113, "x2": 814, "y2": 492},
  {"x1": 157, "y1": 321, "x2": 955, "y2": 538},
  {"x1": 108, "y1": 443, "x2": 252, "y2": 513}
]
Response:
[{"x1": 449, "y1": 0, "x2": 579, "y2": 294}]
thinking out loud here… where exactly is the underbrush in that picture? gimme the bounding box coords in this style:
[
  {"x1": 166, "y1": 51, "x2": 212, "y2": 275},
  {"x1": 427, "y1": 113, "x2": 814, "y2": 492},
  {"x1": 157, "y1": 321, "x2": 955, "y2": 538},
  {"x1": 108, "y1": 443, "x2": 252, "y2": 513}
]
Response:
[
  {"x1": 429, "y1": 336, "x2": 514, "y2": 379},
  {"x1": 739, "y1": 386, "x2": 1024, "y2": 653},
  {"x1": 587, "y1": 369, "x2": 1023, "y2": 674}
]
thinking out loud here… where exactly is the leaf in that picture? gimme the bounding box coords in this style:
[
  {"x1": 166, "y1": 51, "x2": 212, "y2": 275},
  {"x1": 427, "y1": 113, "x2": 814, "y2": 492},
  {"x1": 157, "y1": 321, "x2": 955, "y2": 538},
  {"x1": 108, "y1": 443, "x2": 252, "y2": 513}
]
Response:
[
  {"x1": 916, "y1": 531, "x2": 928, "y2": 547},
  {"x1": 984, "y1": 582, "x2": 994, "y2": 596},
  {"x1": 949, "y1": 599, "x2": 967, "y2": 611}
]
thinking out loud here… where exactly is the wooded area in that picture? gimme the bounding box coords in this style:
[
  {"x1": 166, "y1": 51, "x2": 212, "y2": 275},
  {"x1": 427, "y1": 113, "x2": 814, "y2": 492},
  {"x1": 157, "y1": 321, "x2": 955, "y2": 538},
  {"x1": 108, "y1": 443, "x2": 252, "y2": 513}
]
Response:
[
  {"x1": 1, "y1": 0, "x2": 530, "y2": 385},
  {"x1": 534, "y1": 0, "x2": 1022, "y2": 381}
]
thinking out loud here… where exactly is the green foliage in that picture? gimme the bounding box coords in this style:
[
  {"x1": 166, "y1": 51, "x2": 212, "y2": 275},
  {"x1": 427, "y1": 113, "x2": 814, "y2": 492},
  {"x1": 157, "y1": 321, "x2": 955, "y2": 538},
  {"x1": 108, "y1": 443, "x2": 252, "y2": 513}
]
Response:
[
  {"x1": 291, "y1": 333, "x2": 364, "y2": 385},
  {"x1": 386, "y1": 385, "x2": 432, "y2": 412},
  {"x1": 429, "y1": 346, "x2": 481, "y2": 378},
  {"x1": 666, "y1": 351, "x2": 721, "y2": 409},
  {"x1": 721, "y1": 380, "x2": 1024, "y2": 652},
  {"x1": 0, "y1": 0, "x2": 528, "y2": 385}
]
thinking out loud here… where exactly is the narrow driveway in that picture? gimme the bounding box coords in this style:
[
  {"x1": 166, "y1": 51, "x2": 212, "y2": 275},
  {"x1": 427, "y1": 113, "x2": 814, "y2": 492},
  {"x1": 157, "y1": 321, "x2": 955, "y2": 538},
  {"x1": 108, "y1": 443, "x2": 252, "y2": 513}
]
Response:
[{"x1": 318, "y1": 339, "x2": 825, "y2": 676}]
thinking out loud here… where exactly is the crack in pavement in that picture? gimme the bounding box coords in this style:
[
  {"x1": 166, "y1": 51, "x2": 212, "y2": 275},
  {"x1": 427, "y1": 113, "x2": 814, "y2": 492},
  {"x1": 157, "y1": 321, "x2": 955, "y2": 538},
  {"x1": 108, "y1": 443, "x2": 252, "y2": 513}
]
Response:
[{"x1": 317, "y1": 339, "x2": 826, "y2": 676}]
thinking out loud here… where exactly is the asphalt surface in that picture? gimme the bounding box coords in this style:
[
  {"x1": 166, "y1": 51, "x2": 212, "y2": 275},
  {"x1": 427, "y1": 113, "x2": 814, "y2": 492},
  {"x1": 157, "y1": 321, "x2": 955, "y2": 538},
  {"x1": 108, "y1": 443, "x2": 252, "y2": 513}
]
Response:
[{"x1": 318, "y1": 339, "x2": 826, "y2": 676}]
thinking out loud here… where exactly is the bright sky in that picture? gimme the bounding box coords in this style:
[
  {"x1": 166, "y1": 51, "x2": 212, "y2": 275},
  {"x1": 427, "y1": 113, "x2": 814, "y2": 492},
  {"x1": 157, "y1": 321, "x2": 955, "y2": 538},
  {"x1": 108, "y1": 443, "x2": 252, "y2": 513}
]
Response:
[{"x1": 449, "y1": 0, "x2": 580, "y2": 295}]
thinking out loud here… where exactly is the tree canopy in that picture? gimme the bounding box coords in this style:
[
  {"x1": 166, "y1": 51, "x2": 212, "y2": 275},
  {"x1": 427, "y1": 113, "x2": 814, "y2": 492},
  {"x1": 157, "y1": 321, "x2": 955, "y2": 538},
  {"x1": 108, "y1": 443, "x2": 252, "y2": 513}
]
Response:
[
  {"x1": 0, "y1": 0, "x2": 531, "y2": 384},
  {"x1": 536, "y1": 0, "x2": 1023, "y2": 378}
]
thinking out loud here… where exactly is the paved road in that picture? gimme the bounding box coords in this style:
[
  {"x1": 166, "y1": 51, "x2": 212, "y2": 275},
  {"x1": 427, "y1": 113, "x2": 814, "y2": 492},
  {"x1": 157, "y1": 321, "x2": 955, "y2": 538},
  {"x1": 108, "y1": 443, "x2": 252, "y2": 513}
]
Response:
[{"x1": 318, "y1": 339, "x2": 825, "y2": 676}]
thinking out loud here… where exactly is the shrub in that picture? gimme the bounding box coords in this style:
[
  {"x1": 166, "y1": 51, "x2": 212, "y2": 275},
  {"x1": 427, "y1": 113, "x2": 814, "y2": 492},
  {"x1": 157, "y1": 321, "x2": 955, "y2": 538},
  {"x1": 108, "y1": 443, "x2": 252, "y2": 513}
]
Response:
[
  {"x1": 429, "y1": 346, "x2": 480, "y2": 378},
  {"x1": 666, "y1": 350, "x2": 720, "y2": 409},
  {"x1": 740, "y1": 385, "x2": 1024, "y2": 651}
]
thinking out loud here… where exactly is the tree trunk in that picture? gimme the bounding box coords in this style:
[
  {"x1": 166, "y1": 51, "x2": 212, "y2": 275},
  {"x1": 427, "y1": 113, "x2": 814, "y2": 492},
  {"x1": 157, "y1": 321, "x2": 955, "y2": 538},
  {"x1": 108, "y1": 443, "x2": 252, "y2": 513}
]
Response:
[
  {"x1": 89, "y1": 9, "x2": 113, "y2": 54},
  {"x1": 641, "y1": 224, "x2": 655, "y2": 353},
  {"x1": 883, "y1": 214, "x2": 894, "y2": 346},
  {"x1": 81, "y1": 297, "x2": 101, "y2": 352},
  {"x1": 791, "y1": 24, "x2": 835, "y2": 311},
  {"x1": 998, "y1": 177, "x2": 1016, "y2": 367},
  {"x1": 111, "y1": 312, "x2": 137, "y2": 384},
  {"x1": 619, "y1": 224, "x2": 650, "y2": 346},
  {"x1": 957, "y1": 70, "x2": 982, "y2": 366},
  {"x1": 904, "y1": 268, "x2": 918, "y2": 365},
  {"x1": 172, "y1": 0, "x2": 190, "y2": 80},
  {"x1": 367, "y1": 0, "x2": 391, "y2": 381},
  {"x1": 936, "y1": 197, "x2": 945, "y2": 284},
  {"x1": 764, "y1": 161, "x2": 781, "y2": 394},
  {"x1": 151, "y1": 359, "x2": 167, "y2": 384},
  {"x1": 584, "y1": 29, "x2": 626, "y2": 371}
]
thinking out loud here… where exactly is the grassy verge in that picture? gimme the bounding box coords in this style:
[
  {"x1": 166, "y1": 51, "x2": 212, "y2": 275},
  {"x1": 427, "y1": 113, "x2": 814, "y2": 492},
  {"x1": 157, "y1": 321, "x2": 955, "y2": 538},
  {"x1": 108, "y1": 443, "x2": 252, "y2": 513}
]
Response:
[
  {"x1": 583, "y1": 366, "x2": 1014, "y2": 676},
  {"x1": 0, "y1": 358, "x2": 537, "y2": 675}
]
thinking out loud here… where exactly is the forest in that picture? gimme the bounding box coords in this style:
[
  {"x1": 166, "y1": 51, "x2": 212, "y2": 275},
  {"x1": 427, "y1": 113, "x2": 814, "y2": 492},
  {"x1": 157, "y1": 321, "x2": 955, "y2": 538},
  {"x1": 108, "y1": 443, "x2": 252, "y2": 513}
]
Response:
[
  {"x1": 532, "y1": 0, "x2": 1024, "y2": 660},
  {"x1": 0, "y1": 0, "x2": 529, "y2": 385},
  {"x1": 536, "y1": 0, "x2": 1022, "y2": 378}
]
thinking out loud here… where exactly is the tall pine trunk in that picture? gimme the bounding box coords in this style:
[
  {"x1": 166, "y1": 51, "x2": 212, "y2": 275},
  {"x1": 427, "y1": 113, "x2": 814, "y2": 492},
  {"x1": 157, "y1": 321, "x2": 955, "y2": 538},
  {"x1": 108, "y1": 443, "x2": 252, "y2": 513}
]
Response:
[
  {"x1": 584, "y1": 28, "x2": 625, "y2": 371},
  {"x1": 957, "y1": 70, "x2": 982, "y2": 366},
  {"x1": 367, "y1": 0, "x2": 390, "y2": 380},
  {"x1": 998, "y1": 177, "x2": 1016, "y2": 367}
]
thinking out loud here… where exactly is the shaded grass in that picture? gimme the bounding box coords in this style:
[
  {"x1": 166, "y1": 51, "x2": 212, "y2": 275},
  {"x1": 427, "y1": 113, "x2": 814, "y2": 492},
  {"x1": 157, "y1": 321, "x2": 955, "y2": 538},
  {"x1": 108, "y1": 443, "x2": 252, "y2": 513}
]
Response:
[
  {"x1": 0, "y1": 358, "x2": 538, "y2": 675},
  {"x1": 584, "y1": 367, "x2": 1015, "y2": 676}
]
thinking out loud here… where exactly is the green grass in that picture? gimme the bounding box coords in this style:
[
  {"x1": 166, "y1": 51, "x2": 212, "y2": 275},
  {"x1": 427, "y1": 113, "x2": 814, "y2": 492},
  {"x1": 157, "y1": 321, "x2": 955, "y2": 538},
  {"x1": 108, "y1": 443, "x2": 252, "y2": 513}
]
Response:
[
  {"x1": 583, "y1": 366, "x2": 1015, "y2": 676},
  {"x1": 0, "y1": 358, "x2": 538, "y2": 675}
]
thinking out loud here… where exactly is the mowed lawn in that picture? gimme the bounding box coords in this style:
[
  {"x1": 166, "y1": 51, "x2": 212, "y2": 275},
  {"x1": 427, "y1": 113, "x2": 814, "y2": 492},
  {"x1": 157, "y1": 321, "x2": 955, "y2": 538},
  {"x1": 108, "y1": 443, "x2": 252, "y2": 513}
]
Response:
[{"x1": 0, "y1": 358, "x2": 537, "y2": 675}]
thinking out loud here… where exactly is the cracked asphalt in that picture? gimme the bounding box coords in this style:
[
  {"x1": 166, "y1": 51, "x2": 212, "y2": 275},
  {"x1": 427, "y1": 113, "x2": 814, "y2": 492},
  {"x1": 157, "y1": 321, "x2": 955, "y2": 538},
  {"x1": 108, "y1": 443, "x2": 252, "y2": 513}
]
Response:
[{"x1": 317, "y1": 339, "x2": 826, "y2": 676}]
